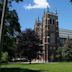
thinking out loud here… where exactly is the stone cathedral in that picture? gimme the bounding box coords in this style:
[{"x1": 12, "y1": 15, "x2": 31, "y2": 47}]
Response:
[{"x1": 34, "y1": 10, "x2": 60, "y2": 62}]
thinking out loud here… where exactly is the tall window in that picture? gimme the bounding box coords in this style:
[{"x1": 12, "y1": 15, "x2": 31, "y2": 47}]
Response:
[
  {"x1": 49, "y1": 18, "x2": 52, "y2": 24},
  {"x1": 53, "y1": 19, "x2": 55, "y2": 24},
  {"x1": 49, "y1": 18, "x2": 55, "y2": 24}
]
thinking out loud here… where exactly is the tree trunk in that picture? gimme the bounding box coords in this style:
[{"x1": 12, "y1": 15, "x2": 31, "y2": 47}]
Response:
[
  {"x1": 29, "y1": 58, "x2": 31, "y2": 64},
  {"x1": 0, "y1": 0, "x2": 7, "y2": 64}
]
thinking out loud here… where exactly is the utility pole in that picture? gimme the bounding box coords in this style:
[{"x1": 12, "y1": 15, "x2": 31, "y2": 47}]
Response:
[{"x1": 0, "y1": 0, "x2": 7, "y2": 63}]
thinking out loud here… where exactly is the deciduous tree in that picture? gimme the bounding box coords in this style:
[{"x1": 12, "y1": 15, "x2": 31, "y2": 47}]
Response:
[
  {"x1": 0, "y1": 0, "x2": 23, "y2": 62},
  {"x1": 17, "y1": 29, "x2": 42, "y2": 64}
]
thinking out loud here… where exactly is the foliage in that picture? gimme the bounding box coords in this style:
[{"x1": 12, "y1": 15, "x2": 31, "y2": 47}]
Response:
[
  {"x1": 1, "y1": 9, "x2": 21, "y2": 60},
  {"x1": 62, "y1": 47, "x2": 72, "y2": 61},
  {"x1": 50, "y1": 55, "x2": 54, "y2": 62},
  {"x1": 0, "y1": 0, "x2": 23, "y2": 62},
  {"x1": 56, "y1": 47, "x2": 72, "y2": 62},
  {"x1": 1, "y1": 52, "x2": 8, "y2": 63},
  {"x1": 55, "y1": 47, "x2": 63, "y2": 61},
  {"x1": 70, "y1": 0, "x2": 72, "y2": 2},
  {"x1": 17, "y1": 29, "x2": 42, "y2": 63},
  {"x1": 8, "y1": 0, "x2": 23, "y2": 3}
]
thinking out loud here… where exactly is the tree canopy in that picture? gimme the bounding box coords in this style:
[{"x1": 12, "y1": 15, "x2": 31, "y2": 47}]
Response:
[
  {"x1": 17, "y1": 29, "x2": 42, "y2": 64},
  {"x1": 0, "y1": 0, "x2": 23, "y2": 62}
]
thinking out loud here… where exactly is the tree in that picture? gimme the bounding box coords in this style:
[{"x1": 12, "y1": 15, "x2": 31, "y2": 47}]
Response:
[
  {"x1": 1, "y1": 52, "x2": 8, "y2": 63},
  {"x1": 56, "y1": 47, "x2": 64, "y2": 62},
  {"x1": 0, "y1": 0, "x2": 23, "y2": 62},
  {"x1": 56, "y1": 47, "x2": 72, "y2": 62},
  {"x1": 1, "y1": 9, "x2": 21, "y2": 60},
  {"x1": 70, "y1": 0, "x2": 72, "y2": 2},
  {"x1": 62, "y1": 47, "x2": 72, "y2": 61},
  {"x1": 17, "y1": 29, "x2": 42, "y2": 64}
]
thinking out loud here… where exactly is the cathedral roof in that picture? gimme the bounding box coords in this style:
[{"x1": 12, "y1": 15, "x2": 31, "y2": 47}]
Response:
[{"x1": 59, "y1": 28, "x2": 72, "y2": 39}]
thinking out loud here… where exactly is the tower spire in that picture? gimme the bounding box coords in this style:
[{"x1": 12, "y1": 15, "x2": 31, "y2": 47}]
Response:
[
  {"x1": 46, "y1": 6, "x2": 49, "y2": 13},
  {"x1": 55, "y1": 9, "x2": 58, "y2": 14},
  {"x1": 38, "y1": 16, "x2": 40, "y2": 22},
  {"x1": 35, "y1": 18, "x2": 37, "y2": 24},
  {"x1": 43, "y1": 9, "x2": 45, "y2": 15}
]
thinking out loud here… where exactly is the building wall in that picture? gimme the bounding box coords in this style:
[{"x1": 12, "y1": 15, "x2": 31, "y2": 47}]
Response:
[
  {"x1": 59, "y1": 28, "x2": 72, "y2": 47},
  {"x1": 34, "y1": 12, "x2": 72, "y2": 62},
  {"x1": 42, "y1": 12, "x2": 59, "y2": 62},
  {"x1": 34, "y1": 11, "x2": 59, "y2": 62},
  {"x1": 34, "y1": 21, "x2": 42, "y2": 41}
]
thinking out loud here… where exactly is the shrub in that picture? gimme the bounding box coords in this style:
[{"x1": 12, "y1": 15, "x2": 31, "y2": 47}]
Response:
[{"x1": 1, "y1": 52, "x2": 9, "y2": 63}]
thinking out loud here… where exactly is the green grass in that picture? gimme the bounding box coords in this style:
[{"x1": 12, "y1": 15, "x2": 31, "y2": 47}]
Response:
[{"x1": 0, "y1": 62, "x2": 72, "y2": 72}]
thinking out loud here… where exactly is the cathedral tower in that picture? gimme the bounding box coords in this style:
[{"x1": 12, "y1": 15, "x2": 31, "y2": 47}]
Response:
[
  {"x1": 42, "y1": 9, "x2": 59, "y2": 62},
  {"x1": 34, "y1": 9, "x2": 59, "y2": 62}
]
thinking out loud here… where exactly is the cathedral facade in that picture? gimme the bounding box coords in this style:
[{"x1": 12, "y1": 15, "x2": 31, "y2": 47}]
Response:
[
  {"x1": 34, "y1": 10, "x2": 72, "y2": 62},
  {"x1": 34, "y1": 10, "x2": 59, "y2": 62}
]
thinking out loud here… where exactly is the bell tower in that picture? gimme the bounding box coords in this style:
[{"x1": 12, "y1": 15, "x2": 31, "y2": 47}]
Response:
[{"x1": 42, "y1": 9, "x2": 59, "y2": 62}]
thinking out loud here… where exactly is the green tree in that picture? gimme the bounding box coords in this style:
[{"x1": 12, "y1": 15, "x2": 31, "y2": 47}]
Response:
[
  {"x1": 2, "y1": 10, "x2": 21, "y2": 60},
  {"x1": 0, "y1": 0, "x2": 23, "y2": 62},
  {"x1": 17, "y1": 29, "x2": 42, "y2": 64},
  {"x1": 62, "y1": 47, "x2": 72, "y2": 61},
  {"x1": 56, "y1": 47, "x2": 72, "y2": 62},
  {"x1": 1, "y1": 52, "x2": 8, "y2": 63},
  {"x1": 70, "y1": 0, "x2": 72, "y2": 2},
  {"x1": 56, "y1": 47, "x2": 64, "y2": 62}
]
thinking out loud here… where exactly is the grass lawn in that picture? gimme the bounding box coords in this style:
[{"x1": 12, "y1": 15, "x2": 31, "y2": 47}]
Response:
[{"x1": 0, "y1": 62, "x2": 72, "y2": 72}]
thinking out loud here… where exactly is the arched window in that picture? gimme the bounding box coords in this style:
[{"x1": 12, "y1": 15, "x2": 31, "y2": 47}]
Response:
[
  {"x1": 49, "y1": 18, "x2": 54, "y2": 24},
  {"x1": 49, "y1": 18, "x2": 52, "y2": 24},
  {"x1": 53, "y1": 19, "x2": 55, "y2": 24}
]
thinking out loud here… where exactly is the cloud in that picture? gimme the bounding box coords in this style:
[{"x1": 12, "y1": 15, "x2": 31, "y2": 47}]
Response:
[{"x1": 24, "y1": 0, "x2": 50, "y2": 9}]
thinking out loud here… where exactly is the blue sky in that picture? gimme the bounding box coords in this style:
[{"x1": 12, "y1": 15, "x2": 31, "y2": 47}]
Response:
[{"x1": 12, "y1": 0, "x2": 72, "y2": 30}]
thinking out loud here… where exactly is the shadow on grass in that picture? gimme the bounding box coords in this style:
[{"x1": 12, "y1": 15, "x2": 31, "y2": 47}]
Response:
[{"x1": 0, "y1": 68, "x2": 47, "y2": 72}]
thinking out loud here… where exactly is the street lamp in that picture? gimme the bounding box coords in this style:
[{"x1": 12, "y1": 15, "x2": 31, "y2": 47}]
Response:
[{"x1": 0, "y1": 0, "x2": 7, "y2": 63}]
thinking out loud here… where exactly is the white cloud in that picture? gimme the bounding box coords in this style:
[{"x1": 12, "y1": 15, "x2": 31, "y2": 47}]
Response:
[{"x1": 24, "y1": 0, "x2": 50, "y2": 9}]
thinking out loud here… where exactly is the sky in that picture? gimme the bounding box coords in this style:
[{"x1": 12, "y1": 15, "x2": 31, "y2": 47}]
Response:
[{"x1": 11, "y1": 0, "x2": 72, "y2": 31}]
